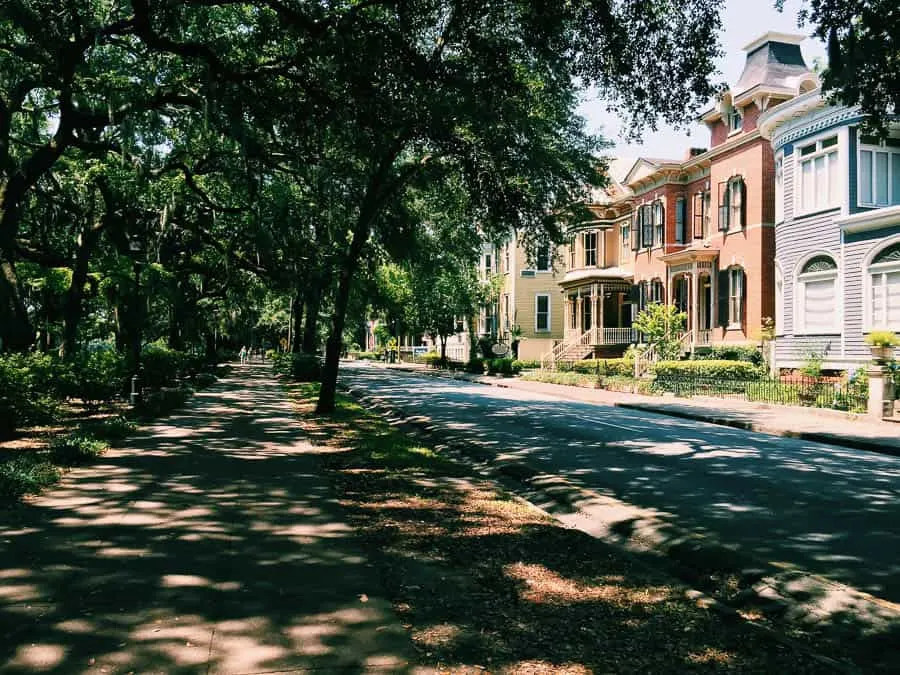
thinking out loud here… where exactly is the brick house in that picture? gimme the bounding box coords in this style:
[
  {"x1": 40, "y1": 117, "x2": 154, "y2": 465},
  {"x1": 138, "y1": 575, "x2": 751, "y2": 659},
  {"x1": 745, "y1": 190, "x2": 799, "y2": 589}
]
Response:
[{"x1": 544, "y1": 32, "x2": 816, "y2": 365}]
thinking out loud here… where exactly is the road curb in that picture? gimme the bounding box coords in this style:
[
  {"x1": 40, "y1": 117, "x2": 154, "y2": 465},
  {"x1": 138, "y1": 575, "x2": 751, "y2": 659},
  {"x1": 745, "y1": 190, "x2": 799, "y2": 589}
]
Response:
[{"x1": 383, "y1": 364, "x2": 900, "y2": 459}]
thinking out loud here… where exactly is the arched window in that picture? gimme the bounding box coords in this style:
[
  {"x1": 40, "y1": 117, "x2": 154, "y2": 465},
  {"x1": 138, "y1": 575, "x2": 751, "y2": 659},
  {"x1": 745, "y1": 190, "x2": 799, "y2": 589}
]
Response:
[
  {"x1": 796, "y1": 255, "x2": 838, "y2": 334},
  {"x1": 649, "y1": 278, "x2": 665, "y2": 304},
  {"x1": 867, "y1": 242, "x2": 900, "y2": 330}
]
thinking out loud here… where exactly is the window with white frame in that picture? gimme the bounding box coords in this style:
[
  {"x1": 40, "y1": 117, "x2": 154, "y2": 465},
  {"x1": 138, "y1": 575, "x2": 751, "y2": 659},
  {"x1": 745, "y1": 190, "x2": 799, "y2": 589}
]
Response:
[
  {"x1": 775, "y1": 156, "x2": 784, "y2": 223},
  {"x1": 797, "y1": 135, "x2": 840, "y2": 214},
  {"x1": 718, "y1": 176, "x2": 745, "y2": 231},
  {"x1": 728, "y1": 107, "x2": 742, "y2": 133},
  {"x1": 796, "y1": 255, "x2": 839, "y2": 334},
  {"x1": 620, "y1": 221, "x2": 630, "y2": 262},
  {"x1": 569, "y1": 239, "x2": 575, "y2": 269},
  {"x1": 504, "y1": 245, "x2": 510, "y2": 273},
  {"x1": 649, "y1": 279, "x2": 664, "y2": 304},
  {"x1": 535, "y1": 246, "x2": 550, "y2": 271},
  {"x1": 502, "y1": 294, "x2": 510, "y2": 331},
  {"x1": 728, "y1": 267, "x2": 744, "y2": 327},
  {"x1": 858, "y1": 135, "x2": 900, "y2": 207},
  {"x1": 775, "y1": 264, "x2": 784, "y2": 335},
  {"x1": 535, "y1": 294, "x2": 550, "y2": 332},
  {"x1": 868, "y1": 242, "x2": 900, "y2": 330},
  {"x1": 653, "y1": 200, "x2": 665, "y2": 247},
  {"x1": 692, "y1": 190, "x2": 710, "y2": 239},
  {"x1": 583, "y1": 231, "x2": 597, "y2": 267},
  {"x1": 483, "y1": 254, "x2": 492, "y2": 279},
  {"x1": 640, "y1": 204, "x2": 653, "y2": 249}
]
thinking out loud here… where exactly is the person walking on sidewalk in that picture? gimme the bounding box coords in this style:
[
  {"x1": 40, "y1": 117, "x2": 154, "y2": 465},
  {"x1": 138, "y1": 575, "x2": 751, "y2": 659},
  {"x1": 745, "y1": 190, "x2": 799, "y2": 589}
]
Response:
[{"x1": 239, "y1": 345, "x2": 248, "y2": 364}]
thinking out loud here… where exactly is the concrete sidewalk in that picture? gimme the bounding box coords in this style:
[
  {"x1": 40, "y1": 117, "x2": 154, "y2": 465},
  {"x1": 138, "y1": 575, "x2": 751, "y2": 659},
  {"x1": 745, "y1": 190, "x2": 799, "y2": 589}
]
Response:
[
  {"x1": 384, "y1": 362, "x2": 900, "y2": 456},
  {"x1": 0, "y1": 364, "x2": 416, "y2": 674}
]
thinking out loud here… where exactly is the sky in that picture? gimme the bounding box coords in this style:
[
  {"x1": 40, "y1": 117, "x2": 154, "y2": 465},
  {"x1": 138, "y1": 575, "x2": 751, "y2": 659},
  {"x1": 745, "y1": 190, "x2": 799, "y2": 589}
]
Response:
[{"x1": 577, "y1": 0, "x2": 827, "y2": 162}]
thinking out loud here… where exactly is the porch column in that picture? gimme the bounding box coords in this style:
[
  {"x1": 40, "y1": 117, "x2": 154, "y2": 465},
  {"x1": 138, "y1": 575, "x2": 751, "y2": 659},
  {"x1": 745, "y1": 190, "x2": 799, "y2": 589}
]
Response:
[
  {"x1": 691, "y1": 268, "x2": 700, "y2": 354},
  {"x1": 598, "y1": 283, "x2": 605, "y2": 344},
  {"x1": 576, "y1": 296, "x2": 583, "y2": 335}
]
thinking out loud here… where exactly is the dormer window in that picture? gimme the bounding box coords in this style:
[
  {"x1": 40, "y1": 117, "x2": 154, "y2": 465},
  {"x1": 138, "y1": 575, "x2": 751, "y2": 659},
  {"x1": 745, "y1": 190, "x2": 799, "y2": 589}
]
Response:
[{"x1": 728, "y1": 107, "x2": 743, "y2": 133}]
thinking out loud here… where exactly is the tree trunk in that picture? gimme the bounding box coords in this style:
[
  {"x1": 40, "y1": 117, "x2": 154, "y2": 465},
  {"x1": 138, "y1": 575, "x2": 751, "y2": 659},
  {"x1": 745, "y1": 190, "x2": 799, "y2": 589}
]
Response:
[
  {"x1": 60, "y1": 224, "x2": 103, "y2": 359},
  {"x1": 291, "y1": 292, "x2": 303, "y2": 353},
  {"x1": 302, "y1": 286, "x2": 320, "y2": 354},
  {"x1": 467, "y1": 316, "x2": 478, "y2": 362},
  {"x1": 0, "y1": 256, "x2": 34, "y2": 351},
  {"x1": 440, "y1": 334, "x2": 447, "y2": 363}
]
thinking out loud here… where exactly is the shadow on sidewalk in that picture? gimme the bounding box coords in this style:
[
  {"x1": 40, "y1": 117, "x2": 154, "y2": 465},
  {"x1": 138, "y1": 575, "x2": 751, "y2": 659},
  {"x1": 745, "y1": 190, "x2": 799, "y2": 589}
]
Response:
[{"x1": 0, "y1": 364, "x2": 412, "y2": 674}]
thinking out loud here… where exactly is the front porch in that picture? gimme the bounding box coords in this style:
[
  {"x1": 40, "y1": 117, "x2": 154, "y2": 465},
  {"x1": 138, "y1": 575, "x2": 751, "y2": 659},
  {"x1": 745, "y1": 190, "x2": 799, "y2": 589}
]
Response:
[{"x1": 662, "y1": 249, "x2": 719, "y2": 354}]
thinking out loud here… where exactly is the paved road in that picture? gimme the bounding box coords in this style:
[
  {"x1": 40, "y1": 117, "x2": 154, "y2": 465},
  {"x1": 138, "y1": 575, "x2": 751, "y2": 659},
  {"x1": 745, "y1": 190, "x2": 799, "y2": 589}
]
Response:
[{"x1": 341, "y1": 362, "x2": 900, "y2": 603}]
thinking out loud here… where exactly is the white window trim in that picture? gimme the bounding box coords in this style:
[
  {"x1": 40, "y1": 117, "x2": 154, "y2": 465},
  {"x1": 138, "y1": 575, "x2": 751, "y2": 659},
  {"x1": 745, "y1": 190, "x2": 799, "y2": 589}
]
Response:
[
  {"x1": 795, "y1": 130, "x2": 842, "y2": 216},
  {"x1": 535, "y1": 293, "x2": 551, "y2": 333},
  {"x1": 727, "y1": 107, "x2": 743, "y2": 135},
  {"x1": 793, "y1": 251, "x2": 840, "y2": 335},
  {"x1": 652, "y1": 199, "x2": 665, "y2": 249},
  {"x1": 857, "y1": 137, "x2": 900, "y2": 208},
  {"x1": 774, "y1": 153, "x2": 784, "y2": 224},
  {"x1": 583, "y1": 231, "x2": 597, "y2": 268},
  {"x1": 774, "y1": 261, "x2": 784, "y2": 336},
  {"x1": 727, "y1": 266, "x2": 743, "y2": 329},
  {"x1": 863, "y1": 234, "x2": 900, "y2": 331}
]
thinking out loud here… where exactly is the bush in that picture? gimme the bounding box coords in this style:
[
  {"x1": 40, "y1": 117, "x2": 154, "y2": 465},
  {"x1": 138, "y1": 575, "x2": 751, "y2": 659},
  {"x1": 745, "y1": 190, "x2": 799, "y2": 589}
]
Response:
[
  {"x1": 272, "y1": 353, "x2": 322, "y2": 381},
  {"x1": 141, "y1": 342, "x2": 187, "y2": 389},
  {"x1": 485, "y1": 358, "x2": 515, "y2": 376},
  {"x1": 563, "y1": 358, "x2": 633, "y2": 376},
  {"x1": 49, "y1": 434, "x2": 109, "y2": 466},
  {"x1": 0, "y1": 455, "x2": 61, "y2": 501},
  {"x1": 511, "y1": 359, "x2": 540, "y2": 372},
  {"x1": 521, "y1": 371, "x2": 594, "y2": 387},
  {"x1": 423, "y1": 351, "x2": 443, "y2": 368},
  {"x1": 356, "y1": 351, "x2": 382, "y2": 361},
  {"x1": 136, "y1": 386, "x2": 193, "y2": 419},
  {"x1": 865, "y1": 330, "x2": 900, "y2": 347},
  {"x1": 70, "y1": 348, "x2": 126, "y2": 407},
  {"x1": 78, "y1": 415, "x2": 136, "y2": 441},
  {"x1": 0, "y1": 353, "x2": 63, "y2": 438},
  {"x1": 466, "y1": 357, "x2": 484, "y2": 374},
  {"x1": 653, "y1": 360, "x2": 764, "y2": 380},
  {"x1": 693, "y1": 345, "x2": 763, "y2": 366}
]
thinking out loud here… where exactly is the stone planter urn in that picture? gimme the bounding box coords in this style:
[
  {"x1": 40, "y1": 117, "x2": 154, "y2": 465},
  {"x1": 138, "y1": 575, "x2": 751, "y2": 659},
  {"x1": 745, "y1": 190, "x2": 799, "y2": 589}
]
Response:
[{"x1": 870, "y1": 345, "x2": 896, "y2": 363}]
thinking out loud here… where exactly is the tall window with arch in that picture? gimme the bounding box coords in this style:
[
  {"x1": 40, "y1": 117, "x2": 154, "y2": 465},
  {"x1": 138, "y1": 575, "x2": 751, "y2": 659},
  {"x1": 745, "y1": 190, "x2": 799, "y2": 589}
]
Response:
[
  {"x1": 796, "y1": 255, "x2": 839, "y2": 334},
  {"x1": 868, "y1": 242, "x2": 900, "y2": 330}
]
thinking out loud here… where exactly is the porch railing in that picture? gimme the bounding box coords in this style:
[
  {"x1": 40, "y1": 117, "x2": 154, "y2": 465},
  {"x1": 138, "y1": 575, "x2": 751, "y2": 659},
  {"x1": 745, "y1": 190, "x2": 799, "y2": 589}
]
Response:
[
  {"x1": 541, "y1": 328, "x2": 593, "y2": 370},
  {"x1": 634, "y1": 343, "x2": 658, "y2": 378},
  {"x1": 695, "y1": 329, "x2": 712, "y2": 347},
  {"x1": 564, "y1": 327, "x2": 636, "y2": 345}
]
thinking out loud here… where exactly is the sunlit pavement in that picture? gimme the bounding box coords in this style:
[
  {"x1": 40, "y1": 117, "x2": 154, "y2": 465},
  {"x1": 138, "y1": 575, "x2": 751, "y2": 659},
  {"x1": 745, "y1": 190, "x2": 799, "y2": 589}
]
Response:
[
  {"x1": 0, "y1": 363, "x2": 415, "y2": 674},
  {"x1": 341, "y1": 361, "x2": 900, "y2": 605}
]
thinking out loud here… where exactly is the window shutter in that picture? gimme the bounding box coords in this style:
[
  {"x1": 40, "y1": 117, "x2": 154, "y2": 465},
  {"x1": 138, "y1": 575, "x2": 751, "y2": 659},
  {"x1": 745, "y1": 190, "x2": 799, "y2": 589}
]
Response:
[
  {"x1": 631, "y1": 213, "x2": 640, "y2": 250},
  {"x1": 740, "y1": 268, "x2": 747, "y2": 328},
  {"x1": 628, "y1": 283, "x2": 640, "y2": 321},
  {"x1": 692, "y1": 193, "x2": 703, "y2": 239},
  {"x1": 717, "y1": 270, "x2": 730, "y2": 328},
  {"x1": 642, "y1": 205, "x2": 653, "y2": 248},
  {"x1": 739, "y1": 179, "x2": 747, "y2": 228},
  {"x1": 718, "y1": 181, "x2": 729, "y2": 231},
  {"x1": 676, "y1": 198, "x2": 685, "y2": 243}
]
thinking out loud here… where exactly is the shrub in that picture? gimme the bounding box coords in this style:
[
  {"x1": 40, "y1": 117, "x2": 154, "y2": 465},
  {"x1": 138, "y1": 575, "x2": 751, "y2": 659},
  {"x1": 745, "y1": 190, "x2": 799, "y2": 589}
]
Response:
[
  {"x1": 423, "y1": 351, "x2": 443, "y2": 368},
  {"x1": 485, "y1": 358, "x2": 515, "y2": 376},
  {"x1": 511, "y1": 359, "x2": 540, "y2": 372},
  {"x1": 141, "y1": 342, "x2": 187, "y2": 389},
  {"x1": 49, "y1": 434, "x2": 109, "y2": 466},
  {"x1": 653, "y1": 360, "x2": 764, "y2": 380},
  {"x1": 0, "y1": 353, "x2": 62, "y2": 438},
  {"x1": 693, "y1": 345, "x2": 763, "y2": 366},
  {"x1": 0, "y1": 456, "x2": 61, "y2": 501},
  {"x1": 78, "y1": 415, "x2": 136, "y2": 441},
  {"x1": 565, "y1": 358, "x2": 633, "y2": 376},
  {"x1": 272, "y1": 353, "x2": 322, "y2": 381},
  {"x1": 521, "y1": 371, "x2": 594, "y2": 387},
  {"x1": 356, "y1": 351, "x2": 382, "y2": 361},
  {"x1": 466, "y1": 357, "x2": 484, "y2": 374},
  {"x1": 70, "y1": 348, "x2": 126, "y2": 407}
]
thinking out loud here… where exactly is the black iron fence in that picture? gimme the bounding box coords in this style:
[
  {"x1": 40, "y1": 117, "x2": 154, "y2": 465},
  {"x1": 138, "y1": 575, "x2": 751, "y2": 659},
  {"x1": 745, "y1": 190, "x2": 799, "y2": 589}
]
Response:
[{"x1": 651, "y1": 373, "x2": 869, "y2": 413}]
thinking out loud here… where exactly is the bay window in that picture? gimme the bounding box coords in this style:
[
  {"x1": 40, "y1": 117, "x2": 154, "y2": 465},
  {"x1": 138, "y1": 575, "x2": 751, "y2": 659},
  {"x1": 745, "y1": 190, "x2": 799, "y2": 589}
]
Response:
[
  {"x1": 797, "y1": 135, "x2": 840, "y2": 214},
  {"x1": 858, "y1": 135, "x2": 900, "y2": 207},
  {"x1": 583, "y1": 231, "x2": 597, "y2": 267},
  {"x1": 796, "y1": 255, "x2": 839, "y2": 334}
]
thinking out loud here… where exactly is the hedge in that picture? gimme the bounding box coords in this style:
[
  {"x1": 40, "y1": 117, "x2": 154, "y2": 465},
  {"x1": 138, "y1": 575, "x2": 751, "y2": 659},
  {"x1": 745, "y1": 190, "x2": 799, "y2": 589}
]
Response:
[
  {"x1": 653, "y1": 360, "x2": 764, "y2": 380},
  {"x1": 511, "y1": 359, "x2": 540, "y2": 371},
  {"x1": 271, "y1": 353, "x2": 322, "y2": 381},
  {"x1": 560, "y1": 358, "x2": 633, "y2": 376},
  {"x1": 693, "y1": 345, "x2": 763, "y2": 366}
]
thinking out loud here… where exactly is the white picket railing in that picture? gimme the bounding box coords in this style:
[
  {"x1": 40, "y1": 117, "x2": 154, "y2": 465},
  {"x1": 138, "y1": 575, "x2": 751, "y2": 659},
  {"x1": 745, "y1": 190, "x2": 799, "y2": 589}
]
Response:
[
  {"x1": 696, "y1": 329, "x2": 712, "y2": 347},
  {"x1": 541, "y1": 328, "x2": 593, "y2": 370},
  {"x1": 602, "y1": 327, "x2": 636, "y2": 344},
  {"x1": 633, "y1": 343, "x2": 658, "y2": 378}
]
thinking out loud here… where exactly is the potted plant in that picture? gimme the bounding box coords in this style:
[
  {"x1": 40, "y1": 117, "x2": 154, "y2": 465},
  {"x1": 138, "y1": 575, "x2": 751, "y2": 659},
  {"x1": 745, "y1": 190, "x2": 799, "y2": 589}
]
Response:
[{"x1": 865, "y1": 331, "x2": 899, "y2": 363}]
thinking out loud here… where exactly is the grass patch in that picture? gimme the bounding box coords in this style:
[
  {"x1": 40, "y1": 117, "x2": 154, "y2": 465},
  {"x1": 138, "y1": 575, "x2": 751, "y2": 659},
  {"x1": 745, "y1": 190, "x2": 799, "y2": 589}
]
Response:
[
  {"x1": 48, "y1": 434, "x2": 109, "y2": 466},
  {"x1": 290, "y1": 382, "x2": 842, "y2": 674},
  {"x1": 0, "y1": 455, "x2": 61, "y2": 502}
]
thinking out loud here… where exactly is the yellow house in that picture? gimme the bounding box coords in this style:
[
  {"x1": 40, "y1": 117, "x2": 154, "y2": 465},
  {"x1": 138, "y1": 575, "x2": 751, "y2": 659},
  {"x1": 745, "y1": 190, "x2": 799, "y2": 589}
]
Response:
[{"x1": 492, "y1": 235, "x2": 566, "y2": 361}]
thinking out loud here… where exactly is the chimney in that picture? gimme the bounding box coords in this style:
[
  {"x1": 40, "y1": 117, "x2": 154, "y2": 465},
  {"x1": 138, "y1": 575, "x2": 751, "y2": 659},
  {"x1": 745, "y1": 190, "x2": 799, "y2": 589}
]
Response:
[{"x1": 685, "y1": 147, "x2": 707, "y2": 161}]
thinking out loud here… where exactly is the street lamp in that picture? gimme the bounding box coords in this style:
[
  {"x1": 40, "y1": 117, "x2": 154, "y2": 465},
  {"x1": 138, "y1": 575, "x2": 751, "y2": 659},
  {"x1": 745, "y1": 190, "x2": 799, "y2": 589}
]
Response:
[{"x1": 128, "y1": 238, "x2": 144, "y2": 406}]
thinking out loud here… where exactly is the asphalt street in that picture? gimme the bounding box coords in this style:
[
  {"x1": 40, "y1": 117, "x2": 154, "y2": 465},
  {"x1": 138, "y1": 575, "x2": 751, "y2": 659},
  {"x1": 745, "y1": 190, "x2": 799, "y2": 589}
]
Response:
[{"x1": 341, "y1": 362, "x2": 900, "y2": 603}]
